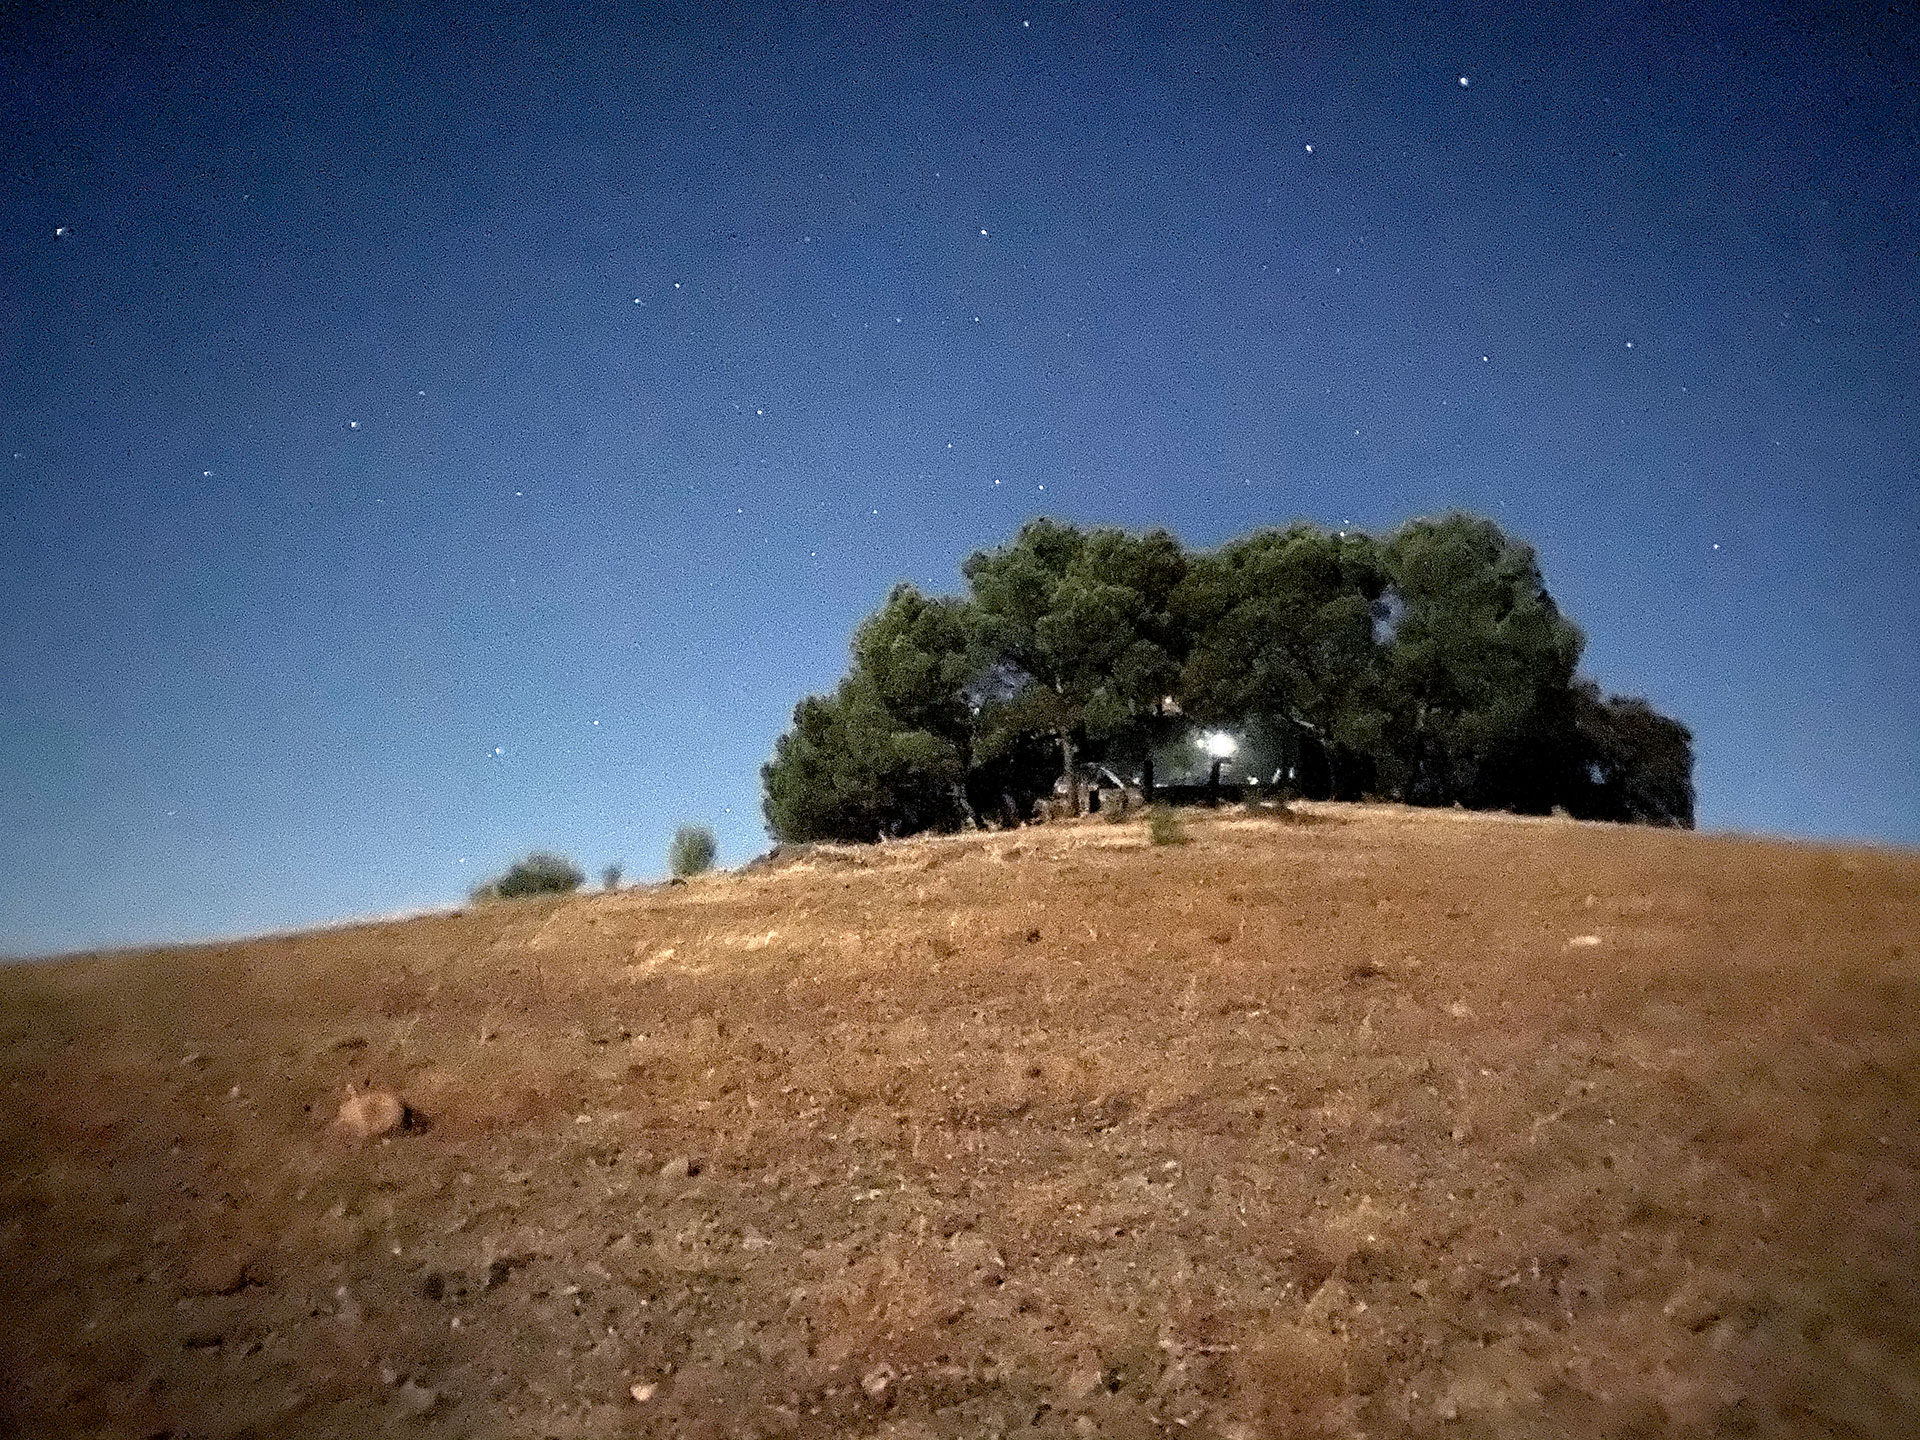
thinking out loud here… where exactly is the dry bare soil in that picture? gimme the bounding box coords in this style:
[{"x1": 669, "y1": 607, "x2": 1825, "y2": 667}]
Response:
[{"x1": 4, "y1": 804, "x2": 1918, "y2": 1439}]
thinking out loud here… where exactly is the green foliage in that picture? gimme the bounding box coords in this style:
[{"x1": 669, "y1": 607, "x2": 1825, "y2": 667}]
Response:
[
  {"x1": 1176, "y1": 525, "x2": 1390, "y2": 797},
  {"x1": 964, "y1": 520, "x2": 1188, "y2": 807},
  {"x1": 668, "y1": 824, "x2": 719, "y2": 878},
  {"x1": 1570, "y1": 681, "x2": 1696, "y2": 826},
  {"x1": 761, "y1": 511, "x2": 1694, "y2": 844},
  {"x1": 492, "y1": 852, "x2": 585, "y2": 898},
  {"x1": 601, "y1": 863, "x2": 623, "y2": 891},
  {"x1": 1146, "y1": 805, "x2": 1186, "y2": 846},
  {"x1": 1376, "y1": 514, "x2": 1588, "y2": 812},
  {"x1": 762, "y1": 584, "x2": 1049, "y2": 843}
]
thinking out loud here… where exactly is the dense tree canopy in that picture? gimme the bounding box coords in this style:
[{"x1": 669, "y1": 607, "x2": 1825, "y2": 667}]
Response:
[
  {"x1": 963, "y1": 521, "x2": 1188, "y2": 811},
  {"x1": 762, "y1": 514, "x2": 1694, "y2": 842}
]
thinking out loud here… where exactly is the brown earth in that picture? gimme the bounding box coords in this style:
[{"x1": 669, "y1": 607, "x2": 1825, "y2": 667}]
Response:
[{"x1": 3, "y1": 802, "x2": 1918, "y2": 1439}]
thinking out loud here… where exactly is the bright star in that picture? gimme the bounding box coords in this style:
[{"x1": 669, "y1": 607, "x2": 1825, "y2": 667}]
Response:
[{"x1": 1459, "y1": 75, "x2": 1471, "y2": 87}]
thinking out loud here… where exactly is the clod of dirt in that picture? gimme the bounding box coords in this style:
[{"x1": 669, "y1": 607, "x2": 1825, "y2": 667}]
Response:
[
  {"x1": 333, "y1": 1088, "x2": 411, "y2": 1140},
  {"x1": 395, "y1": 1379, "x2": 438, "y2": 1414},
  {"x1": 658, "y1": 1155, "x2": 702, "y2": 1180},
  {"x1": 861, "y1": 1364, "x2": 895, "y2": 1401},
  {"x1": 630, "y1": 1382, "x2": 657, "y2": 1403},
  {"x1": 178, "y1": 1253, "x2": 261, "y2": 1298}
]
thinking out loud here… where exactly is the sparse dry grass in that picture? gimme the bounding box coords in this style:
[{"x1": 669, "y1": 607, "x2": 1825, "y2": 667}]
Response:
[{"x1": 2, "y1": 804, "x2": 1918, "y2": 1438}]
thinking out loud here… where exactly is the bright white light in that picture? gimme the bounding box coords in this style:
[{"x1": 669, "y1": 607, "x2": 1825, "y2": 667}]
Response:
[{"x1": 1199, "y1": 731, "x2": 1238, "y2": 759}]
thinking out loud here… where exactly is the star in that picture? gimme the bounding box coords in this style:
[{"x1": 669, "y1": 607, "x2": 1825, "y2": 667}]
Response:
[
  {"x1": 348, "y1": 420, "x2": 361, "y2": 429},
  {"x1": 54, "y1": 225, "x2": 70, "y2": 237},
  {"x1": 491, "y1": 746, "x2": 503, "y2": 756},
  {"x1": 979, "y1": 228, "x2": 988, "y2": 236},
  {"x1": 202, "y1": 470, "x2": 212, "y2": 477},
  {"x1": 1625, "y1": 340, "x2": 1634, "y2": 348},
  {"x1": 1305, "y1": 144, "x2": 1313, "y2": 153},
  {"x1": 1458, "y1": 75, "x2": 1471, "y2": 87}
]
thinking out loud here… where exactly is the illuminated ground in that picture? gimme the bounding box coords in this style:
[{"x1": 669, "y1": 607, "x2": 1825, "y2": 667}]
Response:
[{"x1": 4, "y1": 803, "x2": 1916, "y2": 1438}]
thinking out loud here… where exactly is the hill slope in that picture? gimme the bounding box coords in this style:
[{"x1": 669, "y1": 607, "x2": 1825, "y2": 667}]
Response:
[{"x1": 4, "y1": 805, "x2": 1918, "y2": 1439}]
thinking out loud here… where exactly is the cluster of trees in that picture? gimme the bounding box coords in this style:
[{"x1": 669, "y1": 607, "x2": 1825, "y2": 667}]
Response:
[{"x1": 762, "y1": 513, "x2": 1694, "y2": 842}]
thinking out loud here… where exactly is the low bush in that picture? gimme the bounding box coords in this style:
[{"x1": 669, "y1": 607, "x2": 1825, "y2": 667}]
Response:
[
  {"x1": 669, "y1": 824, "x2": 719, "y2": 878},
  {"x1": 1147, "y1": 805, "x2": 1186, "y2": 846},
  {"x1": 493, "y1": 852, "x2": 585, "y2": 898}
]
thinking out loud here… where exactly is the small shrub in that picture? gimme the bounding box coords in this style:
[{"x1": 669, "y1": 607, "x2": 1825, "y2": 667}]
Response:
[
  {"x1": 1147, "y1": 805, "x2": 1186, "y2": 846},
  {"x1": 601, "y1": 863, "x2": 623, "y2": 891},
  {"x1": 668, "y1": 824, "x2": 718, "y2": 878},
  {"x1": 493, "y1": 851, "x2": 585, "y2": 898}
]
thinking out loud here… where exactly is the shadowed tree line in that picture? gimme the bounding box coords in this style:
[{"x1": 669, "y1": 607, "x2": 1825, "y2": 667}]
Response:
[{"x1": 762, "y1": 513, "x2": 1694, "y2": 843}]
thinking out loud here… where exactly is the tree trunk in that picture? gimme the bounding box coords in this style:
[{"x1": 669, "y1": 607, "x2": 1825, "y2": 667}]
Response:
[
  {"x1": 1058, "y1": 731, "x2": 1080, "y2": 814},
  {"x1": 1141, "y1": 753, "x2": 1156, "y2": 804}
]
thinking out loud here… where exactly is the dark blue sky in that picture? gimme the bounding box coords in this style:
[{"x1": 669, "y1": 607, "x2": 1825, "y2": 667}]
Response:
[{"x1": 3, "y1": 2, "x2": 1916, "y2": 955}]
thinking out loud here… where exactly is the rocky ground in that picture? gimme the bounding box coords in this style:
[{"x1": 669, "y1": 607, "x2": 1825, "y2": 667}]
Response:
[{"x1": 3, "y1": 803, "x2": 1917, "y2": 1438}]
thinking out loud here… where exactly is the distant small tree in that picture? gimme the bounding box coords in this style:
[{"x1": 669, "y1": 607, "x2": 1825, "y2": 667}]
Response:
[
  {"x1": 493, "y1": 851, "x2": 585, "y2": 898},
  {"x1": 669, "y1": 824, "x2": 718, "y2": 878},
  {"x1": 601, "y1": 863, "x2": 623, "y2": 891}
]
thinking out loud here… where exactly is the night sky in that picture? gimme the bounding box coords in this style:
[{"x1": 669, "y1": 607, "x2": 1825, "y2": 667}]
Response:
[{"x1": 3, "y1": 3, "x2": 1916, "y2": 956}]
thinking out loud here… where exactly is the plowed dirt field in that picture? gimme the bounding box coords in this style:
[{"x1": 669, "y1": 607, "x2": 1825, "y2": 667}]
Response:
[{"x1": 4, "y1": 803, "x2": 1917, "y2": 1438}]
